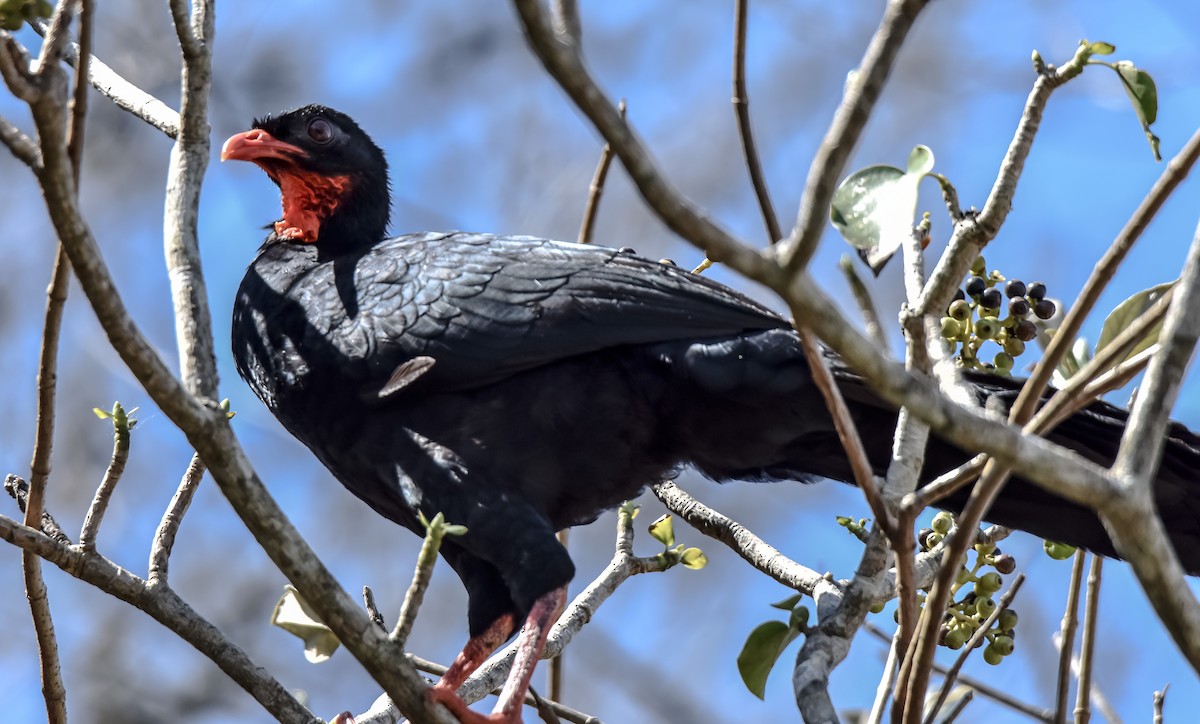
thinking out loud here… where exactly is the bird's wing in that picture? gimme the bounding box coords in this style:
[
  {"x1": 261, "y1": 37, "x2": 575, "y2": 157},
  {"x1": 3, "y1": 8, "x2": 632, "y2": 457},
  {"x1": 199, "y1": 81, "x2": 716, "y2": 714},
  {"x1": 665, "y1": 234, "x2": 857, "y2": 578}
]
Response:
[{"x1": 302, "y1": 231, "x2": 791, "y2": 394}]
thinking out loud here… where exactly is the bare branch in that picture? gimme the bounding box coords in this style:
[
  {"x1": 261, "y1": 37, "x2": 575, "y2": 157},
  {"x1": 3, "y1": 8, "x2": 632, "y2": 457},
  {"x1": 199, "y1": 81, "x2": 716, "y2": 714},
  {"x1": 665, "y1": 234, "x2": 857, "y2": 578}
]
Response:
[
  {"x1": 577, "y1": 99, "x2": 623, "y2": 245},
  {"x1": 78, "y1": 404, "x2": 132, "y2": 552},
  {"x1": 1054, "y1": 552, "x2": 1086, "y2": 724},
  {"x1": 915, "y1": 46, "x2": 1095, "y2": 329},
  {"x1": 0, "y1": 113, "x2": 40, "y2": 166},
  {"x1": 778, "y1": 0, "x2": 932, "y2": 273},
  {"x1": 512, "y1": 0, "x2": 771, "y2": 278},
  {"x1": 390, "y1": 514, "x2": 451, "y2": 646},
  {"x1": 731, "y1": 0, "x2": 780, "y2": 243},
  {"x1": 0, "y1": 34, "x2": 39, "y2": 101},
  {"x1": 652, "y1": 481, "x2": 830, "y2": 594},
  {"x1": 148, "y1": 452, "x2": 206, "y2": 583},
  {"x1": 164, "y1": 0, "x2": 219, "y2": 398},
  {"x1": 1010, "y1": 125, "x2": 1200, "y2": 424},
  {"x1": 31, "y1": 19, "x2": 181, "y2": 137},
  {"x1": 864, "y1": 623, "x2": 1054, "y2": 722},
  {"x1": 31, "y1": 0, "x2": 74, "y2": 76},
  {"x1": 5, "y1": 475, "x2": 71, "y2": 545},
  {"x1": 839, "y1": 255, "x2": 887, "y2": 350},
  {"x1": 1074, "y1": 556, "x2": 1103, "y2": 724},
  {"x1": 0, "y1": 513, "x2": 317, "y2": 722}
]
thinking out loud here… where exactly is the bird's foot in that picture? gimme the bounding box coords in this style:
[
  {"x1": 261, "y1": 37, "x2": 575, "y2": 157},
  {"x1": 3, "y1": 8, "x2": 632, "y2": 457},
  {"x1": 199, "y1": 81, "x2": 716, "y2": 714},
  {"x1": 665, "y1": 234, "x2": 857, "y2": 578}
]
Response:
[{"x1": 427, "y1": 685, "x2": 520, "y2": 724}]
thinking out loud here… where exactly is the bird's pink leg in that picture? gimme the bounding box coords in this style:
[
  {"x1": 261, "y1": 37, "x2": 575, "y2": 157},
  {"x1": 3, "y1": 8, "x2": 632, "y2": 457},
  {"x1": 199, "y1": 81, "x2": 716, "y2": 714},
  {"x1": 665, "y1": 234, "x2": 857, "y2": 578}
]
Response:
[
  {"x1": 491, "y1": 586, "x2": 566, "y2": 721},
  {"x1": 427, "y1": 587, "x2": 566, "y2": 724}
]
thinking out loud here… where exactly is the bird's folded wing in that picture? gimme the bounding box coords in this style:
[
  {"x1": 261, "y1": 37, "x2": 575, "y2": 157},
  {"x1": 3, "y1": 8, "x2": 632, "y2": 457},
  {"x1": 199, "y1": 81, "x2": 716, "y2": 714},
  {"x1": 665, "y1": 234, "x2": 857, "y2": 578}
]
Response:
[{"x1": 315, "y1": 232, "x2": 791, "y2": 393}]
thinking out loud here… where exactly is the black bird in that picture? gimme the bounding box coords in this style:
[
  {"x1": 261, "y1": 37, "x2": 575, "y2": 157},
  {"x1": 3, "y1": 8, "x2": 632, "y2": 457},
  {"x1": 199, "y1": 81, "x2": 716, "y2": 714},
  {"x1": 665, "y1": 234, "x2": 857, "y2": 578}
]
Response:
[{"x1": 223, "y1": 105, "x2": 1200, "y2": 723}]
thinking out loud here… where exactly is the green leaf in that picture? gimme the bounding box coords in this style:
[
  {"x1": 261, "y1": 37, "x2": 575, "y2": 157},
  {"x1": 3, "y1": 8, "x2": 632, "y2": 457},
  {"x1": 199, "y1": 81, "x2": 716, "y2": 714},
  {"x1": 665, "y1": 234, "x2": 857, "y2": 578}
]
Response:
[
  {"x1": 443, "y1": 524, "x2": 468, "y2": 537},
  {"x1": 736, "y1": 621, "x2": 800, "y2": 699},
  {"x1": 271, "y1": 585, "x2": 340, "y2": 663},
  {"x1": 1095, "y1": 281, "x2": 1175, "y2": 361},
  {"x1": 1087, "y1": 41, "x2": 1116, "y2": 56},
  {"x1": 906, "y1": 144, "x2": 935, "y2": 175},
  {"x1": 680, "y1": 547, "x2": 708, "y2": 570},
  {"x1": 1111, "y1": 61, "x2": 1161, "y2": 160},
  {"x1": 770, "y1": 594, "x2": 804, "y2": 611},
  {"x1": 93, "y1": 407, "x2": 112, "y2": 420},
  {"x1": 648, "y1": 514, "x2": 675, "y2": 547}
]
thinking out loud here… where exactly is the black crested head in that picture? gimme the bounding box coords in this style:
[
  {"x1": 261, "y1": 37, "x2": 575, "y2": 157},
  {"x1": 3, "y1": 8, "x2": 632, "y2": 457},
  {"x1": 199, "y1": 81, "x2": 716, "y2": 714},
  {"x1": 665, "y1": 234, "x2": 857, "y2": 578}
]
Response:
[{"x1": 223, "y1": 104, "x2": 390, "y2": 254}]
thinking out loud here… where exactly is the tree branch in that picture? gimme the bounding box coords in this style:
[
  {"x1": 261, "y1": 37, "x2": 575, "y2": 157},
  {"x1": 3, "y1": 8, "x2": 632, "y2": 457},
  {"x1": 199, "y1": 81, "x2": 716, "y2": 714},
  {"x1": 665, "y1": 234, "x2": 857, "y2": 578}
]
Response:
[
  {"x1": 0, "y1": 513, "x2": 317, "y2": 722},
  {"x1": 148, "y1": 452, "x2": 205, "y2": 584},
  {"x1": 731, "y1": 0, "x2": 780, "y2": 243},
  {"x1": 778, "y1": 0, "x2": 931, "y2": 273},
  {"x1": 0, "y1": 113, "x2": 41, "y2": 166},
  {"x1": 164, "y1": 0, "x2": 218, "y2": 398}
]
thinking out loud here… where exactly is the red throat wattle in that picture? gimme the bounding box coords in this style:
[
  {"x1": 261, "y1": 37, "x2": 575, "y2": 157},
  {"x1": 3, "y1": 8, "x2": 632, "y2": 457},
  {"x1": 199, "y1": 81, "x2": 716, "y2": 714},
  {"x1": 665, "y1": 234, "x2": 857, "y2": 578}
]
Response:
[{"x1": 272, "y1": 170, "x2": 351, "y2": 242}]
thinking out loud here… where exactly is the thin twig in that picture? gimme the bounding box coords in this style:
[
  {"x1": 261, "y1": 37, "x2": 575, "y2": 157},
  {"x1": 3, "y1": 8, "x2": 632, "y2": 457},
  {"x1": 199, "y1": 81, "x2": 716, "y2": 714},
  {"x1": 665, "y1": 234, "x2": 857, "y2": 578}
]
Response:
[
  {"x1": 914, "y1": 45, "x2": 1096, "y2": 335},
  {"x1": 800, "y1": 330, "x2": 896, "y2": 537},
  {"x1": 864, "y1": 623, "x2": 1053, "y2": 722},
  {"x1": 4, "y1": 475, "x2": 71, "y2": 545},
  {"x1": 78, "y1": 404, "x2": 132, "y2": 552},
  {"x1": 652, "y1": 481, "x2": 830, "y2": 594},
  {"x1": 577, "y1": 99, "x2": 624, "y2": 245},
  {"x1": 731, "y1": 0, "x2": 780, "y2": 243},
  {"x1": 33, "y1": 18, "x2": 181, "y2": 138},
  {"x1": 364, "y1": 586, "x2": 387, "y2": 631},
  {"x1": 0, "y1": 113, "x2": 41, "y2": 166},
  {"x1": 1054, "y1": 551, "x2": 1087, "y2": 724},
  {"x1": 0, "y1": 513, "x2": 317, "y2": 722},
  {"x1": 390, "y1": 514, "x2": 451, "y2": 646},
  {"x1": 164, "y1": 0, "x2": 218, "y2": 398},
  {"x1": 780, "y1": 0, "x2": 932, "y2": 273},
  {"x1": 924, "y1": 574, "x2": 1026, "y2": 724},
  {"x1": 1010, "y1": 125, "x2": 1200, "y2": 425},
  {"x1": 512, "y1": 0, "x2": 771, "y2": 278},
  {"x1": 148, "y1": 452, "x2": 206, "y2": 583},
  {"x1": 941, "y1": 689, "x2": 974, "y2": 724},
  {"x1": 1074, "y1": 556, "x2": 1102, "y2": 724},
  {"x1": 840, "y1": 255, "x2": 887, "y2": 349},
  {"x1": 1153, "y1": 685, "x2": 1168, "y2": 724}
]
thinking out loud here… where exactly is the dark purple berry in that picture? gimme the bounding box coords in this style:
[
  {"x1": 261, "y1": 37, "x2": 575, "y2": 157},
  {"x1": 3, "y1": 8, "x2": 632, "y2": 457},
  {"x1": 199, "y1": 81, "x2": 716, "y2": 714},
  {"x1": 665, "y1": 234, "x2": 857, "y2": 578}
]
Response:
[
  {"x1": 1008, "y1": 296, "x2": 1030, "y2": 317},
  {"x1": 1005, "y1": 279, "x2": 1026, "y2": 299},
  {"x1": 1034, "y1": 298, "x2": 1057, "y2": 320},
  {"x1": 965, "y1": 276, "x2": 987, "y2": 298},
  {"x1": 618, "y1": 246, "x2": 637, "y2": 254},
  {"x1": 994, "y1": 554, "x2": 1017, "y2": 574},
  {"x1": 1015, "y1": 319, "x2": 1038, "y2": 342},
  {"x1": 980, "y1": 287, "x2": 1003, "y2": 309},
  {"x1": 953, "y1": 287, "x2": 966, "y2": 303},
  {"x1": 1026, "y1": 281, "x2": 1047, "y2": 301}
]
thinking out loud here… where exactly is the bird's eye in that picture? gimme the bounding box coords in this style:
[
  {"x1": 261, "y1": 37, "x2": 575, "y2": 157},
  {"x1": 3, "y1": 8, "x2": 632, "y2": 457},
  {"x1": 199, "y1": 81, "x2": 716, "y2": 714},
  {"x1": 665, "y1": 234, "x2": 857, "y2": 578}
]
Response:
[{"x1": 307, "y1": 118, "x2": 334, "y2": 144}]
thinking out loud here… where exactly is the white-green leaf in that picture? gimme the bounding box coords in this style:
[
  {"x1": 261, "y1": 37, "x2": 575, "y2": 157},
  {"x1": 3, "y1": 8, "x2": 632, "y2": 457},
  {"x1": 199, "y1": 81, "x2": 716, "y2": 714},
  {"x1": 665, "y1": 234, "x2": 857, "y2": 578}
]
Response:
[
  {"x1": 1095, "y1": 281, "x2": 1175, "y2": 361},
  {"x1": 271, "y1": 585, "x2": 340, "y2": 663},
  {"x1": 1087, "y1": 41, "x2": 1116, "y2": 56},
  {"x1": 831, "y1": 146, "x2": 936, "y2": 274}
]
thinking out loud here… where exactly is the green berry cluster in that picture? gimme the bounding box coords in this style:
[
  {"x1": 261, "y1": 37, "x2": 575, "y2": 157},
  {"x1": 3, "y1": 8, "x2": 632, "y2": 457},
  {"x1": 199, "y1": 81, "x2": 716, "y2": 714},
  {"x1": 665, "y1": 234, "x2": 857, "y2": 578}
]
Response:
[
  {"x1": 913, "y1": 512, "x2": 1019, "y2": 665},
  {"x1": 0, "y1": 0, "x2": 52, "y2": 30},
  {"x1": 941, "y1": 256, "x2": 1057, "y2": 374}
]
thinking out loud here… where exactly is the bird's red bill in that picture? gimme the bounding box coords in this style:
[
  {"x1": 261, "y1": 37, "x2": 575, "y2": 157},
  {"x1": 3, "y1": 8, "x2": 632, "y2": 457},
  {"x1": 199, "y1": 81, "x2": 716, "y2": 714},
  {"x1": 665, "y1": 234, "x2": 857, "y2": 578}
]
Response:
[{"x1": 222, "y1": 128, "x2": 351, "y2": 243}]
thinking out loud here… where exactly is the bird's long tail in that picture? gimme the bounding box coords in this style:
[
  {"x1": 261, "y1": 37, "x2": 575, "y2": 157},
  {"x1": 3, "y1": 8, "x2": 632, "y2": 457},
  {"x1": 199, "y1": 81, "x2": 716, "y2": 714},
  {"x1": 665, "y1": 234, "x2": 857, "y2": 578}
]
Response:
[{"x1": 661, "y1": 328, "x2": 1200, "y2": 573}]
